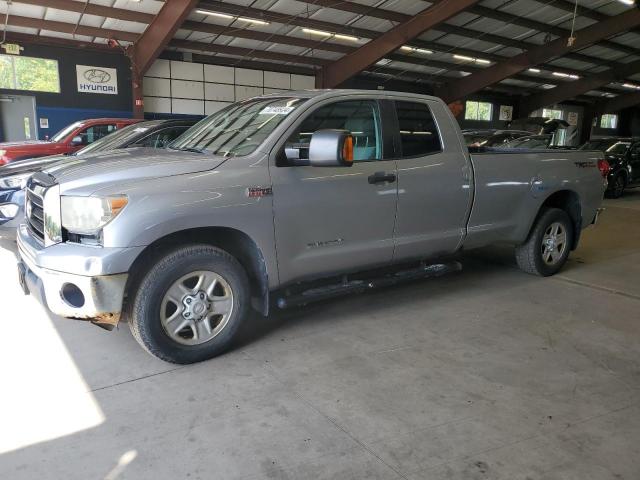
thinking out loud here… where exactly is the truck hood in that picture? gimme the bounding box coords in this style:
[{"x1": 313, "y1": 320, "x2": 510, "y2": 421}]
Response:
[
  {"x1": 0, "y1": 140, "x2": 61, "y2": 153},
  {"x1": 0, "y1": 153, "x2": 70, "y2": 177},
  {"x1": 44, "y1": 148, "x2": 227, "y2": 195}
]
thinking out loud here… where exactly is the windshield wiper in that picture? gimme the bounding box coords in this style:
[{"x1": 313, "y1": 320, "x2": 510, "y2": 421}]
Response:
[{"x1": 172, "y1": 146, "x2": 206, "y2": 154}]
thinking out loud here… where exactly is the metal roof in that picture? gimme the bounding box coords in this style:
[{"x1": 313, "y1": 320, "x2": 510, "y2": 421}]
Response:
[{"x1": 1, "y1": 0, "x2": 640, "y2": 103}]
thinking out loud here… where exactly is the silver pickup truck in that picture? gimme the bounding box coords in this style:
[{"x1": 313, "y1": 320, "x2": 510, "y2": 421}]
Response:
[{"x1": 16, "y1": 90, "x2": 607, "y2": 363}]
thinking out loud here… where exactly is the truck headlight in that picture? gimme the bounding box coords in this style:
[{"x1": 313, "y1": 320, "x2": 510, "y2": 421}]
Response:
[
  {"x1": 0, "y1": 172, "x2": 31, "y2": 189},
  {"x1": 61, "y1": 195, "x2": 128, "y2": 235}
]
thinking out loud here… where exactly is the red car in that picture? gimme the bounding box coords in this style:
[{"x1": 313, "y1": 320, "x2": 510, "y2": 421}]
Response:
[{"x1": 0, "y1": 118, "x2": 141, "y2": 165}]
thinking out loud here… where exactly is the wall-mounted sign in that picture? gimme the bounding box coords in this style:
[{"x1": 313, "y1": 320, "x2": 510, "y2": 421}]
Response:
[
  {"x1": 39, "y1": 118, "x2": 49, "y2": 129},
  {"x1": 499, "y1": 105, "x2": 513, "y2": 121},
  {"x1": 567, "y1": 111, "x2": 579, "y2": 126},
  {"x1": 76, "y1": 65, "x2": 118, "y2": 95},
  {"x1": 1, "y1": 43, "x2": 22, "y2": 55}
]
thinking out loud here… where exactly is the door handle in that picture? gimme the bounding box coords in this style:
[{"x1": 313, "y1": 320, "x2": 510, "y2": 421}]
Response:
[{"x1": 368, "y1": 171, "x2": 397, "y2": 184}]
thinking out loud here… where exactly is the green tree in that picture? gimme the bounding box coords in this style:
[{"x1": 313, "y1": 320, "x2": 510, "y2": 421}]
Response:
[{"x1": 0, "y1": 55, "x2": 16, "y2": 89}]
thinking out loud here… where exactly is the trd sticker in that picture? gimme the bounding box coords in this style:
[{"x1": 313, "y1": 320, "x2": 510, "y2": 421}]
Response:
[{"x1": 246, "y1": 187, "x2": 273, "y2": 198}]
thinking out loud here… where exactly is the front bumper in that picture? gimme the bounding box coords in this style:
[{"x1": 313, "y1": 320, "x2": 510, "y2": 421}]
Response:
[{"x1": 16, "y1": 224, "x2": 144, "y2": 327}]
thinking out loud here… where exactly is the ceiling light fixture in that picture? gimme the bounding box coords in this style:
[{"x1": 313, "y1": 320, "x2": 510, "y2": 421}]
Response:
[
  {"x1": 552, "y1": 72, "x2": 579, "y2": 79},
  {"x1": 622, "y1": 82, "x2": 640, "y2": 89},
  {"x1": 453, "y1": 54, "x2": 490, "y2": 64},
  {"x1": 334, "y1": 34, "x2": 359, "y2": 42},
  {"x1": 196, "y1": 10, "x2": 269, "y2": 25},
  {"x1": 617, "y1": 0, "x2": 635, "y2": 5},
  {"x1": 196, "y1": 10, "x2": 233, "y2": 19},
  {"x1": 400, "y1": 45, "x2": 433, "y2": 54},
  {"x1": 237, "y1": 17, "x2": 270, "y2": 25},
  {"x1": 528, "y1": 68, "x2": 541, "y2": 73}
]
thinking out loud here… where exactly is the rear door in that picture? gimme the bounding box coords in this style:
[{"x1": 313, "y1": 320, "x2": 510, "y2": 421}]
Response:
[
  {"x1": 270, "y1": 97, "x2": 398, "y2": 285},
  {"x1": 628, "y1": 141, "x2": 640, "y2": 184},
  {"x1": 391, "y1": 99, "x2": 472, "y2": 260}
]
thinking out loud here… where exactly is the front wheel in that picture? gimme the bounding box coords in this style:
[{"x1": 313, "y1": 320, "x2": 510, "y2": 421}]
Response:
[
  {"x1": 515, "y1": 208, "x2": 574, "y2": 277},
  {"x1": 129, "y1": 245, "x2": 250, "y2": 364}
]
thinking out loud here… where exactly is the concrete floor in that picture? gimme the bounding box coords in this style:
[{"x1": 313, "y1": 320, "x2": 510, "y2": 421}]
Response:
[{"x1": 0, "y1": 191, "x2": 639, "y2": 480}]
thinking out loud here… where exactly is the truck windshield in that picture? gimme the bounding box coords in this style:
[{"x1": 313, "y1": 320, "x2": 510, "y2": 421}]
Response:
[
  {"x1": 50, "y1": 122, "x2": 84, "y2": 142},
  {"x1": 170, "y1": 97, "x2": 307, "y2": 157},
  {"x1": 76, "y1": 123, "x2": 154, "y2": 155}
]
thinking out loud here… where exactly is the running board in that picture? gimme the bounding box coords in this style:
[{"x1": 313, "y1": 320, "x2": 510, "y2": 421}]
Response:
[{"x1": 276, "y1": 261, "x2": 462, "y2": 309}]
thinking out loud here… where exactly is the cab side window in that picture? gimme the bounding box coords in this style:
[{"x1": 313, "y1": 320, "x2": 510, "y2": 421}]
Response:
[
  {"x1": 136, "y1": 127, "x2": 189, "y2": 148},
  {"x1": 76, "y1": 124, "x2": 117, "y2": 145},
  {"x1": 395, "y1": 101, "x2": 442, "y2": 158},
  {"x1": 284, "y1": 100, "x2": 382, "y2": 163}
]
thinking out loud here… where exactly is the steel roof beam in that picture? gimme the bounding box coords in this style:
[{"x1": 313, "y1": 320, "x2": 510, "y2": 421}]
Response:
[{"x1": 436, "y1": 9, "x2": 640, "y2": 103}]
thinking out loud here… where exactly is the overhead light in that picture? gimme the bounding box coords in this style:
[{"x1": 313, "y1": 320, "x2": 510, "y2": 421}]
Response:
[
  {"x1": 622, "y1": 82, "x2": 640, "y2": 89},
  {"x1": 528, "y1": 68, "x2": 541, "y2": 73},
  {"x1": 453, "y1": 54, "x2": 490, "y2": 64},
  {"x1": 302, "y1": 28, "x2": 332, "y2": 36},
  {"x1": 400, "y1": 45, "x2": 433, "y2": 54},
  {"x1": 196, "y1": 10, "x2": 269, "y2": 25},
  {"x1": 617, "y1": 0, "x2": 635, "y2": 5},
  {"x1": 334, "y1": 34, "x2": 359, "y2": 42},
  {"x1": 237, "y1": 17, "x2": 269, "y2": 25},
  {"x1": 302, "y1": 29, "x2": 359, "y2": 42},
  {"x1": 541, "y1": 84, "x2": 555, "y2": 89},
  {"x1": 196, "y1": 10, "x2": 233, "y2": 19},
  {"x1": 552, "y1": 72, "x2": 579, "y2": 79}
]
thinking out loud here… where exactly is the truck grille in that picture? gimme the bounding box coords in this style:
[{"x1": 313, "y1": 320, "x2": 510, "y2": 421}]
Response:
[{"x1": 26, "y1": 189, "x2": 45, "y2": 243}]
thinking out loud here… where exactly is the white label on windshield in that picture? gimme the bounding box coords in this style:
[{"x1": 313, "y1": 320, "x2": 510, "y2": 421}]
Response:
[{"x1": 259, "y1": 106, "x2": 294, "y2": 115}]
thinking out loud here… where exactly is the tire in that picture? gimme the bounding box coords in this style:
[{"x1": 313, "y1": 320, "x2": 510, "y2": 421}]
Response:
[
  {"x1": 515, "y1": 208, "x2": 574, "y2": 277},
  {"x1": 607, "y1": 173, "x2": 625, "y2": 199},
  {"x1": 129, "y1": 244, "x2": 250, "y2": 364}
]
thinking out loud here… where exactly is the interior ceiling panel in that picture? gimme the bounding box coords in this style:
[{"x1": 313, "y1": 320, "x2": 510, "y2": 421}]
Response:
[
  {"x1": 497, "y1": 1, "x2": 570, "y2": 24},
  {"x1": 500, "y1": 78, "x2": 537, "y2": 88},
  {"x1": 1, "y1": 2, "x2": 45, "y2": 17},
  {"x1": 609, "y1": 32, "x2": 640, "y2": 50},
  {"x1": 578, "y1": 44, "x2": 632, "y2": 62},
  {"x1": 43, "y1": 8, "x2": 82, "y2": 24},
  {"x1": 555, "y1": 16, "x2": 597, "y2": 31},
  {"x1": 112, "y1": 0, "x2": 163, "y2": 14},
  {"x1": 101, "y1": 18, "x2": 147, "y2": 34},
  {"x1": 547, "y1": 57, "x2": 598, "y2": 71},
  {"x1": 4, "y1": 25, "x2": 39, "y2": 35},
  {"x1": 457, "y1": 18, "x2": 534, "y2": 40},
  {"x1": 377, "y1": 0, "x2": 430, "y2": 16},
  {"x1": 39, "y1": 30, "x2": 94, "y2": 42},
  {"x1": 444, "y1": 12, "x2": 482, "y2": 27},
  {"x1": 427, "y1": 33, "x2": 506, "y2": 54},
  {"x1": 78, "y1": 14, "x2": 110, "y2": 29}
]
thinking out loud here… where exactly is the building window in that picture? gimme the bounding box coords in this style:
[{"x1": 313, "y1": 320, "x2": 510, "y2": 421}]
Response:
[
  {"x1": 0, "y1": 54, "x2": 60, "y2": 93},
  {"x1": 600, "y1": 114, "x2": 618, "y2": 129},
  {"x1": 542, "y1": 108, "x2": 563, "y2": 120},
  {"x1": 465, "y1": 101, "x2": 493, "y2": 121}
]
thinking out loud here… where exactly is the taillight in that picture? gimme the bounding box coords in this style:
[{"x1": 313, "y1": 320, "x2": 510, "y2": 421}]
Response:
[{"x1": 597, "y1": 159, "x2": 610, "y2": 178}]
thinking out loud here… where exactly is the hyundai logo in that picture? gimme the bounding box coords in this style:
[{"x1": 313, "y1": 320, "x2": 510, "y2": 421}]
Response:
[{"x1": 84, "y1": 68, "x2": 111, "y2": 84}]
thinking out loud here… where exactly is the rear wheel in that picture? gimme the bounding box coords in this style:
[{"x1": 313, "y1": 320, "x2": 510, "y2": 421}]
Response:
[
  {"x1": 607, "y1": 173, "x2": 626, "y2": 199},
  {"x1": 129, "y1": 245, "x2": 250, "y2": 364},
  {"x1": 515, "y1": 208, "x2": 573, "y2": 277}
]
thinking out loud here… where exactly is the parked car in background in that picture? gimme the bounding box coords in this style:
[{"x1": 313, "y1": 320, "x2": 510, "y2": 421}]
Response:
[
  {"x1": 16, "y1": 90, "x2": 607, "y2": 363},
  {"x1": 500, "y1": 134, "x2": 553, "y2": 150},
  {"x1": 0, "y1": 119, "x2": 197, "y2": 230},
  {"x1": 0, "y1": 118, "x2": 141, "y2": 165},
  {"x1": 463, "y1": 129, "x2": 531, "y2": 147},
  {"x1": 579, "y1": 137, "x2": 640, "y2": 198}
]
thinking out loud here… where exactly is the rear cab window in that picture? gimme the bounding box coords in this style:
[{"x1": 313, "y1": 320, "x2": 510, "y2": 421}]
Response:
[{"x1": 394, "y1": 101, "x2": 442, "y2": 158}]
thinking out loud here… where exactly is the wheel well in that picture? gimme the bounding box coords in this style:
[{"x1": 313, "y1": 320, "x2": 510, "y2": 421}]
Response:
[
  {"x1": 536, "y1": 190, "x2": 582, "y2": 250},
  {"x1": 126, "y1": 227, "x2": 270, "y2": 316}
]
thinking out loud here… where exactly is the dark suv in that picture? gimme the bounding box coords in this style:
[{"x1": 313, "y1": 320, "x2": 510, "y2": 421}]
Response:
[{"x1": 580, "y1": 138, "x2": 640, "y2": 198}]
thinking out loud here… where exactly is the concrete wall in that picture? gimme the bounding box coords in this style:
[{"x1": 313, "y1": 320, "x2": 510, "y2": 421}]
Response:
[{"x1": 142, "y1": 59, "x2": 315, "y2": 117}]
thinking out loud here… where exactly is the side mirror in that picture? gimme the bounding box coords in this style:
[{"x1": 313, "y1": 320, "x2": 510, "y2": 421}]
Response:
[
  {"x1": 70, "y1": 135, "x2": 83, "y2": 146},
  {"x1": 308, "y1": 129, "x2": 354, "y2": 167}
]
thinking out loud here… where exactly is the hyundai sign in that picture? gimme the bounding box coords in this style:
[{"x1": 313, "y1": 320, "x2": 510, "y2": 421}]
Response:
[{"x1": 76, "y1": 65, "x2": 118, "y2": 95}]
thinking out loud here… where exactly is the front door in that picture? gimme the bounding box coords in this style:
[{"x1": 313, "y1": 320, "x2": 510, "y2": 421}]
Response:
[
  {"x1": 0, "y1": 95, "x2": 37, "y2": 142},
  {"x1": 270, "y1": 98, "x2": 398, "y2": 285}
]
